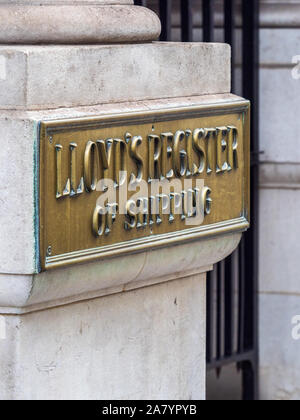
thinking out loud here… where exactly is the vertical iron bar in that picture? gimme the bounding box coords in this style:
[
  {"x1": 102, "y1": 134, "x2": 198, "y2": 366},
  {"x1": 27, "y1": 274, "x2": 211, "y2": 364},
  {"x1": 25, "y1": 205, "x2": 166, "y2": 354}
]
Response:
[
  {"x1": 134, "y1": 0, "x2": 148, "y2": 6},
  {"x1": 232, "y1": 248, "x2": 240, "y2": 353},
  {"x1": 216, "y1": 265, "x2": 221, "y2": 361},
  {"x1": 224, "y1": 0, "x2": 236, "y2": 91},
  {"x1": 216, "y1": 262, "x2": 225, "y2": 361},
  {"x1": 220, "y1": 260, "x2": 226, "y2": 359},
  {"x1": 238, "y1": 236, "x2": 245, "y2": 354},
  {"x1": 242, "y1": 0, "x2": 259, "y2": 400},
  {"x1": 206, "y1": 270, "x2": 214, "y2": 364},
  {"x1": 180, "y1": 0, "x2": 193, "y2": 42},
  {"x1": 242, "y1": 0, "x2": 259, "y2": 353},
  {"x1": 242, "y1": 361, "x2": 256, "y2": 401},
  {"x1": 203, "y1": 0, "x2": 215, "y2": 42},
  {"x1": 159, "y1": 0, "x2": 172, "y2": 41},
  {"x1": 224, "y1": 255, "x2": 234, "y2": 357}
]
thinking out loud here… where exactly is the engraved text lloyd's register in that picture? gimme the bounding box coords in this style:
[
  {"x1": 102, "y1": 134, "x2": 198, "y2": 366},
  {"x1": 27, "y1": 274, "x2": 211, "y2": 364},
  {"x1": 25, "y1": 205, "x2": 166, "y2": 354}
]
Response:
[{"x1": 38, "y1": 100, "x2": 250, "y2": 271}]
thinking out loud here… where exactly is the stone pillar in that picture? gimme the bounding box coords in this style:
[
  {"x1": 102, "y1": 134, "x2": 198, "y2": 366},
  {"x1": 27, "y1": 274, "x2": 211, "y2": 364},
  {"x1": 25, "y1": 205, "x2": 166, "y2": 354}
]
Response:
[{"x1": 0, "y1": 1, "x2": 249, "y2": 399}]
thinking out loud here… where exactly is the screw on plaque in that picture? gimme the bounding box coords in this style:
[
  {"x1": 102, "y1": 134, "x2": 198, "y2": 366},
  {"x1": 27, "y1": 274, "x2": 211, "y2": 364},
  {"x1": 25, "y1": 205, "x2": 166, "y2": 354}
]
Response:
[{"x1": 47, "y1": 246, "x2": 52, "y2": 257}]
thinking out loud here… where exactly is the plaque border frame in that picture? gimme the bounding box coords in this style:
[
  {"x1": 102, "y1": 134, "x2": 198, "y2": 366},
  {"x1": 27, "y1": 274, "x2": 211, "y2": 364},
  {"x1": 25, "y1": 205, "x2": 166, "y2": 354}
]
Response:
[{"x1": 38, "y1": 99, "x2": 250, "y2": 271}]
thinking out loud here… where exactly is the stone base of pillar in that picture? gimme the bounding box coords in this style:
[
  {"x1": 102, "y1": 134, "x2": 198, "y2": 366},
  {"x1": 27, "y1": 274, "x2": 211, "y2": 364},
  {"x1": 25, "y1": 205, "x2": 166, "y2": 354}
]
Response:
[
  {"x1": 0, "y1": 235, "x2": 241, "y2": 399},
  {"x1": 0, "y1": 274, "x2": 206, "y2": 400}
]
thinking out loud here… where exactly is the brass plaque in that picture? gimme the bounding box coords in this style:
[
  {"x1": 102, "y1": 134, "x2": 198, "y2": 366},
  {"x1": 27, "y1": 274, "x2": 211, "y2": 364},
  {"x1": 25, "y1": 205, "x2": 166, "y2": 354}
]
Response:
[{"x1": 39, "y1": 100, "x2": 250, "y2": 271}]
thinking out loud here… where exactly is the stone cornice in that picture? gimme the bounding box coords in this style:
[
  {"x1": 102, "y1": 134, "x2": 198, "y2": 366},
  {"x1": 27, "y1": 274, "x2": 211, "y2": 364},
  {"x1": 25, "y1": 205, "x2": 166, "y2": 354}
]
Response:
[
  {"x1": 259, "y1": 3, "x2": 300, "y2": 28},
  {"x1": 260, "y1": 162, "x2": 300, "y2": 190},
  {"x1": 0, "y1": 3, "x2": 161, "y2": 43},
  {"x1": 0, "y1": 234, "x2": 241, "y2": 314},
  {"x1": 0, "y1": 0, "x2": 133, "y2": 4}
]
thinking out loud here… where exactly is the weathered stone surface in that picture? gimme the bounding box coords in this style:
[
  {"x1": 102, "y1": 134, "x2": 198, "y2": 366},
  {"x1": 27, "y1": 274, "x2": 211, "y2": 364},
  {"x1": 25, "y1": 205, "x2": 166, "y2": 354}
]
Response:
[
  {"x1": 0, "y1": 5, "x2": 160, "y2": 44},
  {"x1": 260, "y1": 293, "x2": 300, "y2": 400},
  {"x1": 0, "y1": 117, "x2": 37, "y2": 275},
  {"x1": 0, "y1": 274, "x2": 206, "y2": 400},
  {"x1": 260, "y1": 163, "x2": 300, "y2": 190},
  {"x1": 260, "y1": 68, "x2": 300, "y2": 163},
  {"x1": 0, "y1": 233, "x2": 241, "y2": 313},
  {"x1": 259, "y1": 188, "x2": 300, "y2": 295},
  {"x1": 0, "y1": 43, "x2": 231, "y2": 110},
  {"x1": 1, "y1": 1, "x2": 133, "y2": 3},
  {"x1": 3, "y1": 1, "x2": 133, "y2": 3}
]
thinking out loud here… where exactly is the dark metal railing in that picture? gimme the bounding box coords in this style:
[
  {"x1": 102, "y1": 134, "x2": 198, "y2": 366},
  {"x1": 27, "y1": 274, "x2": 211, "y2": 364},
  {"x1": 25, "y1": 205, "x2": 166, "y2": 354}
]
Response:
[{"x1": 134, "y1": 0, "x2": 259, "y2": 400}]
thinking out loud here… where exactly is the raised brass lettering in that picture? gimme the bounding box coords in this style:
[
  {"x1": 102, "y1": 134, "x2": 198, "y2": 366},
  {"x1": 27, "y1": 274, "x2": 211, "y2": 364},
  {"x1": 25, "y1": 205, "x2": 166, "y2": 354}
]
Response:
[
  {"x1": 227, "y1": 126, "x2": 238, "y2": 170},
  {"x1": 84, "y1": 141, "x2": 98, "y2": 192},
  {"x1": 216, "y1": 126, "x2": 229, "y2": 173},
  {"x1": 40, "y1": 101, "x2": 250, "y2": 270},
  {"x1": 148, "y1": 134, "x2": 162, "y2": 181},
  {"x1": 204, "y1": 128, "x2": 217, "y2": 175},
  {"x1": 193, "y1": 128, "x2": 206, "y2": 175},
  {"x1": 130, "y1": 135, "x2": 144, "y2": 184},
  {"x1": 173, "y1": 130, "x2": 187, "y2": 178},
  {"x1": 55, "y1": 144, "x2": 70, "y2": 199},
  {"x1": 161, "y1": 132, "x2": 174, "y2": 179}
]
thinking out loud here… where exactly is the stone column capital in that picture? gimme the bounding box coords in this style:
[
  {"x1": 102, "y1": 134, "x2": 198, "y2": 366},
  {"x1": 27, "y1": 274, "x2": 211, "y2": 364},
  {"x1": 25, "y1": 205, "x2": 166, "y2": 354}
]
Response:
[{"x1": 0, "y1": 1, "x2": 161, "y2": 44}]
